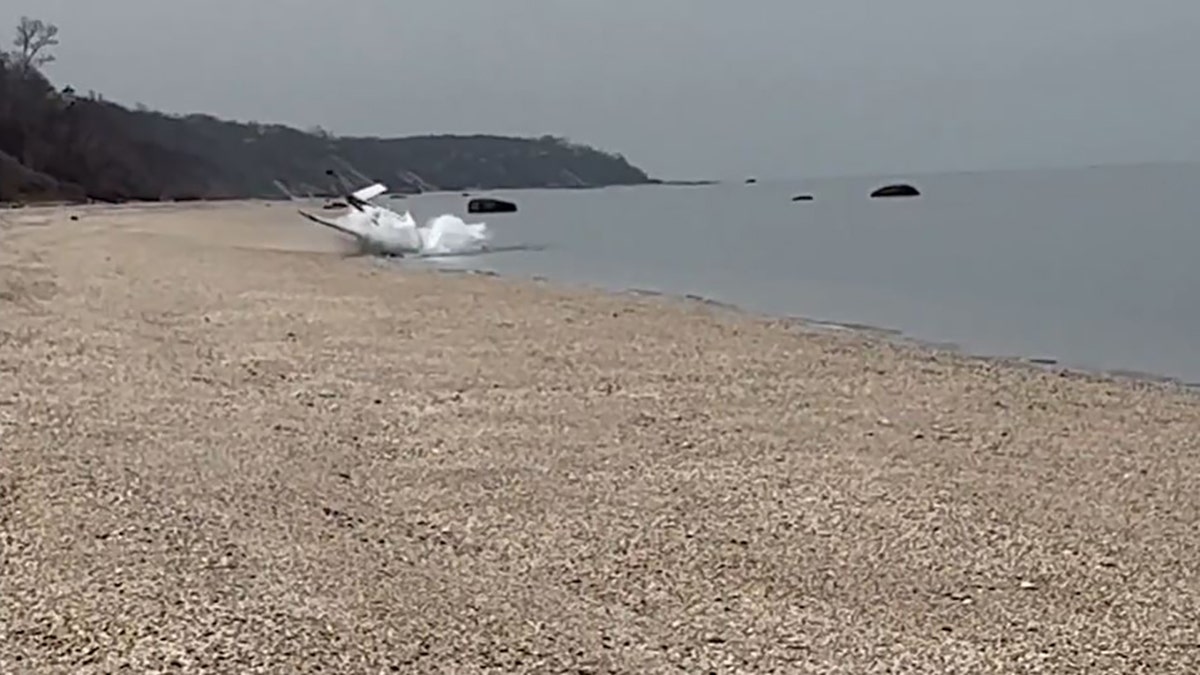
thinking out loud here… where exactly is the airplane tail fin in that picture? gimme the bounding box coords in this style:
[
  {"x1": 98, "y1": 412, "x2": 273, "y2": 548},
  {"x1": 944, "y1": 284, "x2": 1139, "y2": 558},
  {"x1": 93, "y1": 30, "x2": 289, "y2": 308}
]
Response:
[{"x1": 351, "y1": 183, "x2": 388, "y2": 202}]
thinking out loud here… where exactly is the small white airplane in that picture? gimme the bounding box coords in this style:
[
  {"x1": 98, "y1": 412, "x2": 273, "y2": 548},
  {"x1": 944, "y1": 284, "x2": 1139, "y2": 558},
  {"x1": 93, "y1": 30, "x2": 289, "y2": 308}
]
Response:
[{"x1": 297, "y1": 182, "x2": 490, "y2": 257}]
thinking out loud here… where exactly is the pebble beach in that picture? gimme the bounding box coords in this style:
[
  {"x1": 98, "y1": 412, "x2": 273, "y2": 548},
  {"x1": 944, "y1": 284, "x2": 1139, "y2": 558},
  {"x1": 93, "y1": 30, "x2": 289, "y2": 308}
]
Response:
[{"x1": 2, "y1": 201, "x2": 1199, "y2": 672}]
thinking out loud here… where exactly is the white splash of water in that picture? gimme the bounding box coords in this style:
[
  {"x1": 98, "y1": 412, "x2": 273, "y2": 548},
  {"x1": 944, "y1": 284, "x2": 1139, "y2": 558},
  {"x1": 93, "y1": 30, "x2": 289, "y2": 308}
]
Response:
[{"x1": 416, "y1": 214, "x2": 491, "y2": 256}]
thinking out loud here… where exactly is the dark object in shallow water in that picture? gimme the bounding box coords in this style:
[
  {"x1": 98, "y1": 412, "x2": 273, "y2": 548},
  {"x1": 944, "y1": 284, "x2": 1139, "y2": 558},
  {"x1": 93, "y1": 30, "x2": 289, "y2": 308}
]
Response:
[
  {"x1": 467, "y1": 197, "x2": 518, "y2": 214},
  {"x1": 744, "y1": 177, "x2": 757, "y2": 184},
  {"x1": 870, "y1": 183, "x2": 920, "y2": 198},
  {"x1": 791, "y1": 194, "x2": 814, "y2": 202}
]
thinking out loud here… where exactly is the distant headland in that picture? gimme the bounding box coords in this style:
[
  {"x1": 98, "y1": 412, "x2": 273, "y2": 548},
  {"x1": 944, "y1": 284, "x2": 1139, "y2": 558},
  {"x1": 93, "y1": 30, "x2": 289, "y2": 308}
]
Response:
[{"x1": 0, "y1": 17, "x2": 655, "y2": 204}]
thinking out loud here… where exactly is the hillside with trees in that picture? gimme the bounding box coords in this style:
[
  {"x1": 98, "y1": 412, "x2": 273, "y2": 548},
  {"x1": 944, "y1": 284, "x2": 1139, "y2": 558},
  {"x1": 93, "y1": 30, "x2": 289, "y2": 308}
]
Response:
[{"x1": 0, "y1": 17, "x2": 652, "y2": 203}]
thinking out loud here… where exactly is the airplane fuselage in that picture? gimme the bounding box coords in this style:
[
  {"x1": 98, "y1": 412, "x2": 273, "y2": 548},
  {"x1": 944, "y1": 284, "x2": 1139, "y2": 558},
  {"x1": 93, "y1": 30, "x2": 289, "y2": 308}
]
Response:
[
  {"x1": 295, "y1": 181, "x2": 491, "y2": 257},
  {"x1": 299, "y1": 203, "x2": 422, "y2": 256}
]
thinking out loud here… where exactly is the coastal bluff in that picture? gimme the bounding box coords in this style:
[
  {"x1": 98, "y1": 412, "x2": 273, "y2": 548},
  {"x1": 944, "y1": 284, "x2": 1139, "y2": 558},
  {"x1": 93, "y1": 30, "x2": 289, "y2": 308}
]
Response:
[{"x1": 0, "y1": 62, "x2": 651, "y2": 203}]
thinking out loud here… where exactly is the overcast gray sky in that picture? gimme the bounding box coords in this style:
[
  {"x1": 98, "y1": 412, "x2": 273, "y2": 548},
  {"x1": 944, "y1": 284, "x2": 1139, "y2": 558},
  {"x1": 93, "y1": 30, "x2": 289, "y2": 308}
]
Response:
[{"x1": 4, "y1": 0, "x2": 1199, "y2": 180}]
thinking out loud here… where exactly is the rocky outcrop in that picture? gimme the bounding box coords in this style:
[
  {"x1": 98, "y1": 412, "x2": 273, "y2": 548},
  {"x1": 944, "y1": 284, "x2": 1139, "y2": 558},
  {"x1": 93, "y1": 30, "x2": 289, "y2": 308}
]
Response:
[
  {"x1": 467, "y1": 197, "x2": 518, "y2": 214},
  {"x1": 870, "y1": 183, "x2": 920, "y2": 198}
]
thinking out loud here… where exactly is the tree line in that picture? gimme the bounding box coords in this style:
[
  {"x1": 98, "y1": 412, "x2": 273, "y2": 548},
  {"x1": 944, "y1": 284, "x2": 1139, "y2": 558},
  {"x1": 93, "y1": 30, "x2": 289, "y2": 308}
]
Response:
[{"x1": 0, "y1": 17, "x2": 651, "y2": 203}]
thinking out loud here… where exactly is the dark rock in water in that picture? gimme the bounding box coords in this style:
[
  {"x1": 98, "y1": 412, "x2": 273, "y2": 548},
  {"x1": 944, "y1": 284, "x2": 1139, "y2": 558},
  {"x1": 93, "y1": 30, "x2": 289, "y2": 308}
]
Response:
[
  {"x1": 870, "y1": 183, "x2": 920, "y2": 198},
  {"x1": 745, "y1": 177, "x2": 758, "y2": 184},
  {"x1": 468, "y1": 197, "x2": 518, "y2": 214},
  {"x1": 791, "y1": 194, "x2": 814, "y2": 202}
]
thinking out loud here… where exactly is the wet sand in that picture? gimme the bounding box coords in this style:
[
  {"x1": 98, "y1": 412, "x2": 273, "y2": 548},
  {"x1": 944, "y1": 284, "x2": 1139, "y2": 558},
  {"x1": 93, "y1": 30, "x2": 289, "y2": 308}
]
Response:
[{"x1": 2, "y1": 201, "x2": 1200, "y2": 672}]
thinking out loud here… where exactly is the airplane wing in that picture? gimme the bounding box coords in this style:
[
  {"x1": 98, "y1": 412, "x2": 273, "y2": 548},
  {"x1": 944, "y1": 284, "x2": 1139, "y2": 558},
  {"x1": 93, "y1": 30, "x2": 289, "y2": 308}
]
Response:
[{"x1": 297, "y1": 209, "x2": 366, "y2": 242}]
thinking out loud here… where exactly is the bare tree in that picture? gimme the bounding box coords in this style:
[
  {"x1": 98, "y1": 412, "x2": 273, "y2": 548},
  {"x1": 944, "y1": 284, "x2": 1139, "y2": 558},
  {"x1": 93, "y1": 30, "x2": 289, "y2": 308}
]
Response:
[{"x1": 12, "y1": 16, "x2": 59, "y2": 71}]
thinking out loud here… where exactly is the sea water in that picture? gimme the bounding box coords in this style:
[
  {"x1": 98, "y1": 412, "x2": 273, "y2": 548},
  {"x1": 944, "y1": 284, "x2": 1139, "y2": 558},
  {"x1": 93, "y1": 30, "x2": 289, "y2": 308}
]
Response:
[{"x1": 393, "y1": 162, "x2": 1200, "y2": 385}]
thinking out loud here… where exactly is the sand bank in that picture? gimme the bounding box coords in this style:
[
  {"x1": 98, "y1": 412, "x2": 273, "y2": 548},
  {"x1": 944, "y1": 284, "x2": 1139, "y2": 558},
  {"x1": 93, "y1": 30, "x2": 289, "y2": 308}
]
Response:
[{"x1": 2, "y1": 201, "x2": 1199, "y2": 672}]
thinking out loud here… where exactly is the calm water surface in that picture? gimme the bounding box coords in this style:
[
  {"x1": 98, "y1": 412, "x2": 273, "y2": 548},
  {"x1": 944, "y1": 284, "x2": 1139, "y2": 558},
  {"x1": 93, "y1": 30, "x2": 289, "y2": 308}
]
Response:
[{"x1": 392, "y1": 163, "x2": 1200, "y2": 384}]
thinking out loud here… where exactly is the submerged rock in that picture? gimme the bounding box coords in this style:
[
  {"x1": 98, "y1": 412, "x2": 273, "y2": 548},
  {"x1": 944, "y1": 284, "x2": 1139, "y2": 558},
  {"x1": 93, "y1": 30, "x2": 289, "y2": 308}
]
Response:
[
  {"x1": 870, "y1": 183, "x2": 920, "y2": 198},
  {"x1": 467, "y1": 197, "x2": 518, "y2": 214},
  {"x1": 791, "y1": 194, "x2": 814, "y2": 202}
]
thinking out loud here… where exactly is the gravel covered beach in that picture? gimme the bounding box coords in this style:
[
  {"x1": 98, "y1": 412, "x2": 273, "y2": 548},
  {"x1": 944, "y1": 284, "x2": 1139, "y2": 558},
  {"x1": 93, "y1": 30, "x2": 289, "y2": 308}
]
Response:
[{"x1": 2, "y1": 202, "x2": 1199, "y2": 672}]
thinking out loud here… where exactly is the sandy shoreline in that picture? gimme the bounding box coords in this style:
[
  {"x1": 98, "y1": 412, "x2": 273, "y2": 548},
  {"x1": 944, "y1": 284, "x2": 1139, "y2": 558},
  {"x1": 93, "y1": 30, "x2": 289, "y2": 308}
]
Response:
[
  {"x1": 3, "y1": 201, "x2": 1200, "y2": 672},
  {"x1": 529, "y1": 277, "x2": 1200, "y2": 394}
]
